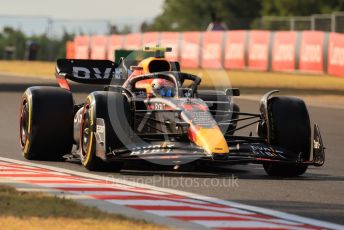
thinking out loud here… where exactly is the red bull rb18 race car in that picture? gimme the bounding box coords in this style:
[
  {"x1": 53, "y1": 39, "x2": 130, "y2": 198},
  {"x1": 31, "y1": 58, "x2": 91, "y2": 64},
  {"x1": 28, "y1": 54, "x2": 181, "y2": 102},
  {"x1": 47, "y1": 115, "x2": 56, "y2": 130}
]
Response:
[{"x1": 19, "y1": 47, "x2": 325, "y2": 176}]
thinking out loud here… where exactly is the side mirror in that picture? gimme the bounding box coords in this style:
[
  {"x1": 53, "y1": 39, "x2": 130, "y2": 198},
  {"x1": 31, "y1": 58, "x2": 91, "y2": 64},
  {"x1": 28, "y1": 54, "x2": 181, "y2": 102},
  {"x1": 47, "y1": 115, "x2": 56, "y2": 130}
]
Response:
[
  {"x1": 180, "y1": 88, "x2": 193, "y2": 98},
  {"x1": 225, "y1": 88, "x2": 240, "y2": 96}
]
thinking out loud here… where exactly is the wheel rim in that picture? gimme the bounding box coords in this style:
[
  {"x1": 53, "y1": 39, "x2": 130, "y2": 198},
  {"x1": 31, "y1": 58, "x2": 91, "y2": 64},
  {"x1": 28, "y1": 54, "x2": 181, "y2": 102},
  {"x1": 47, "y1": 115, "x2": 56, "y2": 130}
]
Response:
[
  {"x1": 20, "y1": 99, "x2": 29, "y2": 147},
  {"x1": 81, "y1": 105, "x2": 91, "y2": 159}
]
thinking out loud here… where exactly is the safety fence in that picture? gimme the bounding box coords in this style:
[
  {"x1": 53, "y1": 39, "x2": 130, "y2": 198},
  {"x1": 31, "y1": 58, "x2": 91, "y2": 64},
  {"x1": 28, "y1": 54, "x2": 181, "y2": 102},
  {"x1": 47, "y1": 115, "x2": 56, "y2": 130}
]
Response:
[{"x1": 66, "y1": 31, "x2": 344, "y2": 77}]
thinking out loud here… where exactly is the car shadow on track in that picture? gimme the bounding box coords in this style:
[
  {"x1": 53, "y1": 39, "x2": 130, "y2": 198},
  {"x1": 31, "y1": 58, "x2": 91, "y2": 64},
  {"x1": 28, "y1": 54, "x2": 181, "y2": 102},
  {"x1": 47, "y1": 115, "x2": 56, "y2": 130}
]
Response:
[
  {"x1": 119, "y1": 170, "x2": 344, "y2": 181},
  {"x1": 117, "y1": 163, "x2": 344, "y2": 181},
  {"x1": 58, "y1": 157, "x2": 344, "y2": 181},
  {"x1": 63, "y1": 158, "x2": 344, "y2": 181}
]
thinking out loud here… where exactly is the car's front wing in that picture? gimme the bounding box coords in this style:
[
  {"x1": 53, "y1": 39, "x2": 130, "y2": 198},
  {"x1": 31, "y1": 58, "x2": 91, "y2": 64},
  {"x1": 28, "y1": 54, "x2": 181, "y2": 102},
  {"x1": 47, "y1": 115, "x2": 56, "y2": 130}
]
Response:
[{"x1": 105, "y1": 124, "x2": 324, "y2": 167}]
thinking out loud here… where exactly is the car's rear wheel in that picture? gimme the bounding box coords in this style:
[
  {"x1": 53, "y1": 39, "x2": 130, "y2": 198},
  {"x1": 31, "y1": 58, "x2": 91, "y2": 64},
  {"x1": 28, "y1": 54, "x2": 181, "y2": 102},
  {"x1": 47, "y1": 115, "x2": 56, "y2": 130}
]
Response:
[
  {"x1": 80, "y1": 91, "x2": 130, "y2": 171},
  {"x1": 262, "y1": 96, "x2": 311, "y2": 177},
  {"x1": 20, "y1": 87, "x2": 74, "y2": 160}
]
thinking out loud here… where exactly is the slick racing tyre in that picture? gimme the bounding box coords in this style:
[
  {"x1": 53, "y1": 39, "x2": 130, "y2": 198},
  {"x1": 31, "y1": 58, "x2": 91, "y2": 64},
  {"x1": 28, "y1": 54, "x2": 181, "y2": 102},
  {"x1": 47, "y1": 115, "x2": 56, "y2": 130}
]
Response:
[
  {"x1": 80, "y1": 91, "x2": 130, "y2": 171},
  {"x1": 20, "y1": 86, "x2": 74, "y2": 160},
  {"x1": 263, "y1": 97, "x2": 311, "y2": 177}
]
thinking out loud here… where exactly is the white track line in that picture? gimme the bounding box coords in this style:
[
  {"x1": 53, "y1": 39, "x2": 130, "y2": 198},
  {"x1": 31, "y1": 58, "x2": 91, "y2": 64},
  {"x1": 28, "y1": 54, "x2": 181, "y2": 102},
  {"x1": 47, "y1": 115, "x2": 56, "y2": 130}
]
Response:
[
  {"x1": 145, "y1": 210, "x2": 236, "y2": 217},
  {"x1": 68, "y1": 191, "x2": 141, "y2": 196},
  {"x1": 108, "y1": 200, "x2": 189, "y2": 206},
  {"x1": 0, "y1": 156, "x2": 343, "y2": 230},
  {"x1": 191, "y1": 220, "x2": 309, "y2": 229}
]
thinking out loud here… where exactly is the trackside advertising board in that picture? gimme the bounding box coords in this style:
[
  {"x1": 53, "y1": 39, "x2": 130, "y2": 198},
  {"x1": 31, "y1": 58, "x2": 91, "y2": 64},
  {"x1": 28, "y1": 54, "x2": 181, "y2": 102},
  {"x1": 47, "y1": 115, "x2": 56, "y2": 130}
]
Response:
[
  {"x1": 66, "y1": 41, "x2": 75, "y2": 59},
  {"x1": 73, "y1": 30, "x2": 344, "y2": 77},
  {"x1": 142, "y1": 32, "x2": 160, "y2": 46},
  {"x1": 124, "y1": 33, "x2": 142, "y2": 50},
  {"x1": 74, "y1": 36, "x2": 90, "y2": 59},
  {"x1": 160, "y1": 32, "x2": 181, "y2": 62},
  {"x1": 180, "y1": 32, "x2": 201, "y2": 68},
  {"x1": 328, "y1": 32, "x2": 344, "y2": 77},
  {"x1": 299, "y1": 31, "x2": 325, "y2": 73},
  {"x1": 224, "y1": 30, "x2": 247, "y2": 70},
  {"x1": 272, "y1": 31, "x2": 297, "y2": 72},
  {"x1": 107, "y1": 35, "x2": 124, "y2": 61},
  {"x1": 201, "y1": 31, "x2": 223, "y2": 69},
  {"x1": 90, "y1": 35, "x2": 108, "y2": 60},
  {"x1": 247, "y1": 30, "x2": 270, "y2": 71}
]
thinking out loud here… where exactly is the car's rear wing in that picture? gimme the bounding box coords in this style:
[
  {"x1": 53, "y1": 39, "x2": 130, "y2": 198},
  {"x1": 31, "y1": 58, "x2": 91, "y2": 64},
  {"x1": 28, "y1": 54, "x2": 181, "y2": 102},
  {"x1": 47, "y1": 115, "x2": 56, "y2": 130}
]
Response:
[{"x1": 55, "y1": 59, "x2": 127, "y2": 90}]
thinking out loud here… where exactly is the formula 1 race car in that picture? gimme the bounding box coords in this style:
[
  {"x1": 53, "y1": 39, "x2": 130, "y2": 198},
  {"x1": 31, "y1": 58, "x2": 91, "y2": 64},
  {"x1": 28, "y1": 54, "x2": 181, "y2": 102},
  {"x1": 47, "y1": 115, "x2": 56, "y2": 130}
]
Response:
[{"x1": 19, "y1": 47, "x2": 325, "y2": 176}]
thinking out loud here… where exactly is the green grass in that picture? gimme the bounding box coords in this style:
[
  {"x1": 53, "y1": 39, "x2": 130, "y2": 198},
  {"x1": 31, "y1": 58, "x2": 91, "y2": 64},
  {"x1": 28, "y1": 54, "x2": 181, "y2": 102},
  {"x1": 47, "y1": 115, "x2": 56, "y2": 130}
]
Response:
[{"x1": 0, "y1": 185, "x2": 167, "y2": 230}]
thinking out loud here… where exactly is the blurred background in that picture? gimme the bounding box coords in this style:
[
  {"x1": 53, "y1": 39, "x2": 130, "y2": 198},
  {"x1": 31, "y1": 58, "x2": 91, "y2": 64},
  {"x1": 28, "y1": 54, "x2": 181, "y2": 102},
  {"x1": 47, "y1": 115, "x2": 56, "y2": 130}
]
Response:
[{"x1": 1, "y1": 0, "x2": 344, "y2": 60}]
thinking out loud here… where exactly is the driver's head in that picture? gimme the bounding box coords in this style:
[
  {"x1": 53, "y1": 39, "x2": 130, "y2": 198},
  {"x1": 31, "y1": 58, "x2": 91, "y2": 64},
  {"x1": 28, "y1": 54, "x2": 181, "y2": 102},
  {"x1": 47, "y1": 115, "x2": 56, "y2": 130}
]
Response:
[{"x1": 151, "y1": 79, "x2": 175, "y2": 97}]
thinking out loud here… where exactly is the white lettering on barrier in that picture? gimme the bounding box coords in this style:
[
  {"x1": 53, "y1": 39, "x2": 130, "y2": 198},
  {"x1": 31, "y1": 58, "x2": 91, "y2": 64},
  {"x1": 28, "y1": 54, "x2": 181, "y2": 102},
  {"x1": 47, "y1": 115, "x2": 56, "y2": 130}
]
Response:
[
  {"x1": 329, "y1": 43, "x2": 344, "y2": 66},
  {"x1": 274, "y1": 44, "x2": 294, "y2": 61},
  {"x1": 182, "y1": 43, "x2": 198, "y2": 60},
  {"x1": 203, "y1": 44, "x2": 220, "y2": 60},
  {"x1": 75, "y1": 46, "x2": 88, "y2": 59},
  {"x1": 226, "y1": 43, "x2": 244, "y2": 60},
  {"x1": 92, "y1": 47, "x2": 104, "y2": 57},
  {"x1": 301, "y1": 45, "x2": 321, "y2": 63},
  {"x1": 250, "y1": 44, "x2": 267, "y2": 61}
]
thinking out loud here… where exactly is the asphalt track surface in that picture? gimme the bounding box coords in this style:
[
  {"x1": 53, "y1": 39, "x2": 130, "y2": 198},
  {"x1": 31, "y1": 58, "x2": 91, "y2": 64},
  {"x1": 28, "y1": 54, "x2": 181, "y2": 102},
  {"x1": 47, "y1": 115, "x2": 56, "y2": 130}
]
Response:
[{"x1": 0, "y1": 75, "x2": 343, "y2": 225}]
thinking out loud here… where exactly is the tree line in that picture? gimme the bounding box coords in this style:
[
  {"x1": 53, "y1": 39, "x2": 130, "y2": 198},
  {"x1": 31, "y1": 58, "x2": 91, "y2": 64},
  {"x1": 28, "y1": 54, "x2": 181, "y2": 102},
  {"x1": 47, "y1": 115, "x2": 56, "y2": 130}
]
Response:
[
  {"x1": 147, "y1": 0, "x2": 344, "y2": 31},
  {"x1": 0, "y1": 27, "x2": 73, "y2": 61}
]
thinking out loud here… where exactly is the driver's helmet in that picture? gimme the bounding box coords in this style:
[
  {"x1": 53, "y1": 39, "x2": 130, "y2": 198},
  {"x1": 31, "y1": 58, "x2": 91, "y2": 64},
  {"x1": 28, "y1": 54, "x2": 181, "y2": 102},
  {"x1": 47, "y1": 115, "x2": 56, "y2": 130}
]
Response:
[{"x1": 151, "y1": 79, "x2": 175, "y2": 97}]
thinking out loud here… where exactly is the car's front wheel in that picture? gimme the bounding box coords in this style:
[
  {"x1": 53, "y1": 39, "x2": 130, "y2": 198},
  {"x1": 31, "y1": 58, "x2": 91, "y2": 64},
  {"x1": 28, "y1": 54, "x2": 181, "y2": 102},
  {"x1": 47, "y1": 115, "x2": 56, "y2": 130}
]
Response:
[
  {"x1": 20, "y1": 87, "x2": 74, "y2": 160},
  {"x1": 261, "y1": 96, "x2": 311, "y2": 177}
]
